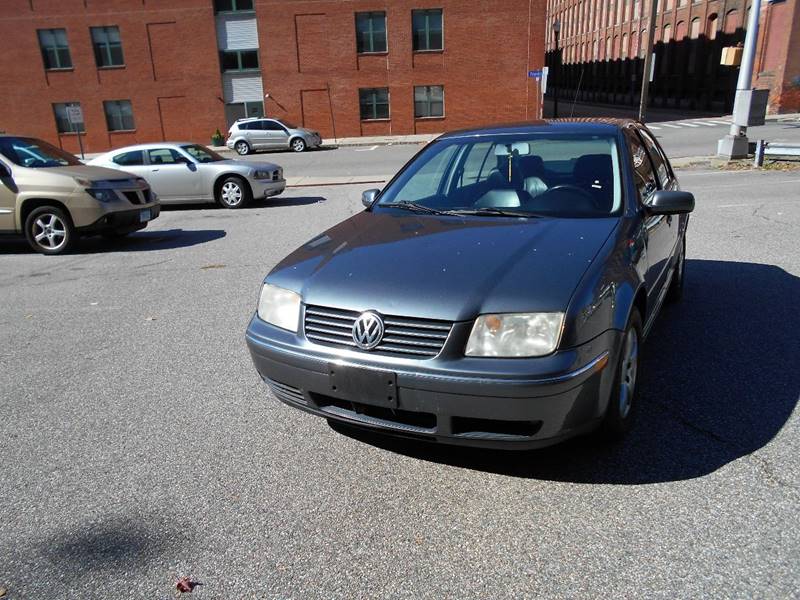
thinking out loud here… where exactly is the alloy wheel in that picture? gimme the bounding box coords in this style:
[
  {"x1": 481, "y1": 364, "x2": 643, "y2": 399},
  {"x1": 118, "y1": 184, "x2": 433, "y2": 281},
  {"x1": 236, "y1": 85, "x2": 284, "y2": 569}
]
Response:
[
  {"x1": 235, "y1": 142, "x2": 249, "y2": 155},
  {"x1": 221, "y1": 182, "x2": 243, "y2": 206},
  {"x1": 32, "y1": 213, "x2": 67, "y2": 251},
  {"x1": 291, "y1": 139, "x2": 306, "y2": 152}
]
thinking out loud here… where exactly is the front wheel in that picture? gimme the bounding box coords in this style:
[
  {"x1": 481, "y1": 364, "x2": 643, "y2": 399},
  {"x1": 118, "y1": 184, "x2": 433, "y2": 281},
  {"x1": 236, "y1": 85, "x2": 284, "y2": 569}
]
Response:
[
  {"x1": 25, "y1": 206, "x2": 75, "y2": 255},
  {"x1": 234, "y1": 141, "x2": 251, "y2": 156},
  {"x1": 290, "y1": 138, "x2": 307, "y2": 153},
  {"x1": 600, "y1": 308, "x2": 642, "y2": 439},
  {"x1": 216, "y1": 176, "x2": 251, "y2": 209}
]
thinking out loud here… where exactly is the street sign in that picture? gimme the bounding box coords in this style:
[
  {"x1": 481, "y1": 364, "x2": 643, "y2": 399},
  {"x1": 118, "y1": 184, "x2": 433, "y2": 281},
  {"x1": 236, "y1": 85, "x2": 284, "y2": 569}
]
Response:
[
  {"x1": 528, "y1": 69, "x2": 542, "y2": 79},
  {"x1": 649, "y1": 53, "x2": 656, "y2": 82},
  {"x1": 66, "y1": 105, "x2": 83, "y2": 124}
]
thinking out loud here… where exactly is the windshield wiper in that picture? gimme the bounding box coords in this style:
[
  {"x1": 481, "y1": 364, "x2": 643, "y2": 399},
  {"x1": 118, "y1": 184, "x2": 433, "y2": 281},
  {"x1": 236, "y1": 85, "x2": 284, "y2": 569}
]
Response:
[
  {"x1": 391, "y1": 201, "x2": 450, "y2": 216},
  {"x1": 445, "y1": 207, "x2": 542, "y2": 219}
]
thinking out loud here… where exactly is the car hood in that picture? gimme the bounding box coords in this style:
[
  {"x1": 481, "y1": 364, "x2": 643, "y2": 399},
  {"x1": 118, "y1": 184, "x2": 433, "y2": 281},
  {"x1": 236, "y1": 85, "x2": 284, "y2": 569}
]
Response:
[
  {"x1": 267, "y1": 211, "x2": 619, "y2": 322},
  {"x1": 32, "y1": 164, "x2": 139, "y2": 181},
  {"x1": 215, "y1": 159, "x2": 281, "y2": 172}
]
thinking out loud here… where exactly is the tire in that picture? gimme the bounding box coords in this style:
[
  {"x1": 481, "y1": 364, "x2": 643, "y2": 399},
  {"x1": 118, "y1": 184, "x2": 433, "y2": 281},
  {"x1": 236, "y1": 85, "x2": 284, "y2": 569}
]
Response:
[
  {"x1": 600, "y1": 308, "x2": 642, "y2": 439},
  {"x1": 24, "y1": 206, "x2": 75, "y2": 255},
  {"x1": 234, "y1": 140, "x2": 251, "y2": 156},
  {"x1": 216, "y1": 176, "x2": 251, "y2": 209},
  {"x1": 666, "y1": 237, "x2": 686, "y2": 303},
  {"x1": 290, "y1": 137, "x2": 307, "y2": 153}
]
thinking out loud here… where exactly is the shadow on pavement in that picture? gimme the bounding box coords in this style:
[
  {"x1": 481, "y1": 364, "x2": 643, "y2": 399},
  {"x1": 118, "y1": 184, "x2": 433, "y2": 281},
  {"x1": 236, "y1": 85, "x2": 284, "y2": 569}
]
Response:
[
  {"x1": 0, "y1": 228, "x2": 226, "y2": 255},
  {"x1": 330, "y1": 259, "x2": 800, "y2": 484}
]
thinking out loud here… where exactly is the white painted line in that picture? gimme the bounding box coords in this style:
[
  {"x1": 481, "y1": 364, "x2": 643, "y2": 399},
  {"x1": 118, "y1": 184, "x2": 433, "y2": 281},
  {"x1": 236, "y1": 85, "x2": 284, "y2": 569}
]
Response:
[
  {"x1": 710, "y1": 120, "x2": 732, "y2": 125},
  {"x1": 678, "y1": 122, "x2": 701, "y2": 128},
  {"x1": 660, "y1": 123, "x2": 683, "y2": 129},
  {"x1": 354, "y1": 145, "x2": 379, "y2": 152},
  {"x1": 694, "y1": 121, "x2": 718, "y2": 127},
  {"x1": 647, "y1": 125, "x2": 662, "y2": 130}
]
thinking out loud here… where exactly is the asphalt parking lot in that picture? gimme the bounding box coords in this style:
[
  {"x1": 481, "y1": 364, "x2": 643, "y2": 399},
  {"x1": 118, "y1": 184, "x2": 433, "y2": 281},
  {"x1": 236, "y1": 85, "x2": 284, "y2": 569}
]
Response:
[{"x1": 1, "y1": 167, "x2": 798, "y2": 598}]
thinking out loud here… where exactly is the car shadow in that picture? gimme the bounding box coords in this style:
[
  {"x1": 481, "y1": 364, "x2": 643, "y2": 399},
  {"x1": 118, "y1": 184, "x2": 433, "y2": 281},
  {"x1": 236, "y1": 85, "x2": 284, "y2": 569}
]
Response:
[
  {"x1": 0, "y1": 228, "x2": 226, "y2": 255},
  {"x1": 159, "y1": 196, "x2": 326, "y2": 211},
  {"x1": 328, "y1": 259, "x2": 800, "y2": 484}
]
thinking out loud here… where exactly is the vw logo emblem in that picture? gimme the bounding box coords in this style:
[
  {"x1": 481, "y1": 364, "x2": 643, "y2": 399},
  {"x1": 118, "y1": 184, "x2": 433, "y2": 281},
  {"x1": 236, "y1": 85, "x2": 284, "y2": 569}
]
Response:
[{"x1": 352, "y1": 311, "x2": 385, "y2": 350}]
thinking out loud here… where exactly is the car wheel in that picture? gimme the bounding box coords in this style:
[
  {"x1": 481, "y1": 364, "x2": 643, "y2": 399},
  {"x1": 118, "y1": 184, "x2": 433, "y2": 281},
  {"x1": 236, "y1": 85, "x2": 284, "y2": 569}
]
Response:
[
  {"x1": 217, "y1": 176, "x2": 251, "y2": 209},
  {"x1": 290, "y1": 137, "x2": 307, "y2": 153},
  {"x1": 235, "y1": 141, "x2": 251, "y2": 156},
  {"x1": 666, "y1": 237, "x2": 686, "y2": 303},
  {"x1": 24, "y1": 206, "x2": 75, "y2": 255},
  {"x1": 600, "y1": 308, "x2": 642, "y2": 439}
]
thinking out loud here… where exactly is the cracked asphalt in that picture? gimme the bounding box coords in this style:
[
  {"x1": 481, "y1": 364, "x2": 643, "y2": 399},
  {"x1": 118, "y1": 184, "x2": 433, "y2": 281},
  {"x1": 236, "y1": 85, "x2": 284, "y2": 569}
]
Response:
[{"x1": 0, "y1": 166, "x2": 798, "y2": 598}]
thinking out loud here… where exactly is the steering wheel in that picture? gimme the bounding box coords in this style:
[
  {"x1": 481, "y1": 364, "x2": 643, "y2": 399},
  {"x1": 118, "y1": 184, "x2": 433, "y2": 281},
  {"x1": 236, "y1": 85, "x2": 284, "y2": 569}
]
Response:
[{"x1": 535, "y1": 184, "x2": 601, "y2": 209}]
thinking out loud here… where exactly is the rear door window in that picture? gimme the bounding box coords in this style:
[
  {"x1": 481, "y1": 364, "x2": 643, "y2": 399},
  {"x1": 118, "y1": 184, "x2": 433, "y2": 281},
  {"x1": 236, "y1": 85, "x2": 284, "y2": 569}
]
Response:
[{"x1": 112, "y1": 150, "x2": 144, "y2": 166}]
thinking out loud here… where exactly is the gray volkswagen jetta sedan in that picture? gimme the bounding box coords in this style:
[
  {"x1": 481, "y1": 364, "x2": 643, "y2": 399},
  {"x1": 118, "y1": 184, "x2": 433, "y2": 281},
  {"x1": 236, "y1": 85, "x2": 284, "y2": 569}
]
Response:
[{"x1": 245, "y1": 119, "x2": 694, "y2": 449}]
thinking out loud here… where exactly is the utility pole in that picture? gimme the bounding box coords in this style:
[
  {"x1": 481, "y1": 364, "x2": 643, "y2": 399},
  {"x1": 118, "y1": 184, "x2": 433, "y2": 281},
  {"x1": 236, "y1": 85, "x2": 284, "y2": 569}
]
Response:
[
  {"x1": 553, "y1": 19, "x2": 561, "y2": 119},
  {"x1": 718, "y1": 0, "x2": 763, "y2": 159},
  {"x1": 638, "y1": 0, "x2": 659, "y2": 122}
]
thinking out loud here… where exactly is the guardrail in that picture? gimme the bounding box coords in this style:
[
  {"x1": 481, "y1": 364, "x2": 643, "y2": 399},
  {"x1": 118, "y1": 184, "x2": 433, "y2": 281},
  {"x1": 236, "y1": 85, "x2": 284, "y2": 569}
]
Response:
[{"x1": 754, "y1": 141, "x2": 800, "y2": 166}]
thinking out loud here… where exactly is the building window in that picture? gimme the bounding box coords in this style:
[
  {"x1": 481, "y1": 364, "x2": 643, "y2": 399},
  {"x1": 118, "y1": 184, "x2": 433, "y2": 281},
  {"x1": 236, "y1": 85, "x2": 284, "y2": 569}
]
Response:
[
  {"x1": 213, "y1": 0, "x2": 253, "y2": 13},
  {"x1": 414, "y1": 85, "x2": 444, "y2": 118},
  {"x1": 412, "y1": 9, "x2": 443, "y2": 51},
  {"x1": 37, "y1": 29, "x2": 72, "y2": 70},
  {"x1": 355, "y1": 12, "x2": 387, "y2": 53},
  {"x1": 359, "y1": 88, "x2": 389, "y2": 120},
  {"x1": 52, "y1": 102, "x2": 84, "y2": 133},
  {"x1": 103, "y1": 100, "x2": 135, "y2": 131},
  {"x1": 91, "y1": 26, "x2": 124, "y2": 67},
  {"x1": 220, "y1": 49, "x2": 259, "y2": 72}
]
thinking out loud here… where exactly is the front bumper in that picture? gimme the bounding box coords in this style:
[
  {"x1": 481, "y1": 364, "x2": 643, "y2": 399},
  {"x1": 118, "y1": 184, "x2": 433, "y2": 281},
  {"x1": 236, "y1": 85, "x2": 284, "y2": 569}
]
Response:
[
  {"x1": 77, "y1": 203, "x2": 160, "y2": 235},
  {"x1": 250, "y1": 177, "x2": 286, "y2": 199},
  {"x1": 245, "y1": 315, "x2": 622, "y2": 449}
]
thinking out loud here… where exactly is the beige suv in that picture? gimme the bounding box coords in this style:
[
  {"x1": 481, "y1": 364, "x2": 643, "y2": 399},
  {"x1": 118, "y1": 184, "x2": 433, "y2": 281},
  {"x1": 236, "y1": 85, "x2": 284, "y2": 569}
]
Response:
[{"x1": 0, "y1": 135, "x2": 160, "y2": 255}]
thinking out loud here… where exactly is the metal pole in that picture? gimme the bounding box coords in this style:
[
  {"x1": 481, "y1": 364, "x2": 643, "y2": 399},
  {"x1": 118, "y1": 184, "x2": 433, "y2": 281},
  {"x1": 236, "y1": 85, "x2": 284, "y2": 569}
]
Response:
[
  {"x1": 638, "y1": 0, "x2": 659, "y2": 122},
  {"x1": 553, "y1": 28, "x2": 560, "y2": 118},
  {"x1": 718, "y1": 0, "x2": 762, "y2": 158}
]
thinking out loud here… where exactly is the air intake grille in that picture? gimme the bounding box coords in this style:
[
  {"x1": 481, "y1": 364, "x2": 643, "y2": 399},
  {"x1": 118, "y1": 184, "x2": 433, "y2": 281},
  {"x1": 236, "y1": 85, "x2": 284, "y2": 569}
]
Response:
[{"x1": 304, "y1": 305, "x2": 452, "y2": 358}]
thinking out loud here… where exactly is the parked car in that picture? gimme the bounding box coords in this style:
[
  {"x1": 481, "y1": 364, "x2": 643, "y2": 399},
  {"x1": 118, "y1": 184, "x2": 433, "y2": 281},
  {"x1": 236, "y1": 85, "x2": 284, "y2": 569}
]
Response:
[
  {"x1": 89, "y1": 143, "x2": 285, "y2": 209},
  {"x1": 245, "y1": 119, "x2": 695, "y2": 450},
  {"x1": 226, "y1": 118, "x2": 322, "y2": 155},
  {"x1": 0, "y1": 135, "x2": 159, "y2": 255}
]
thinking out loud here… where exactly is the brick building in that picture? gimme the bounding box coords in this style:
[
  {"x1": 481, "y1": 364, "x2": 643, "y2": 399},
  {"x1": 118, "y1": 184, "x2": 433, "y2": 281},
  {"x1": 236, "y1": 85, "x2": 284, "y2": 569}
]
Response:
[
  {"x1": 0, "y1": 0, "x2": 546, "y2": 153},
  {"x1": 544, "y1": 0, "x2": 800, "y2": 114}
]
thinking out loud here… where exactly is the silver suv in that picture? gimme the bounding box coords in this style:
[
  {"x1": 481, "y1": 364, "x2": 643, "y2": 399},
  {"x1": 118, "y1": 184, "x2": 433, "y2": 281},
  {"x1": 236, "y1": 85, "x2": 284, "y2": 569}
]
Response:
[{"x1": 226, "y1": 118, "x2": 322, "y2": 155}]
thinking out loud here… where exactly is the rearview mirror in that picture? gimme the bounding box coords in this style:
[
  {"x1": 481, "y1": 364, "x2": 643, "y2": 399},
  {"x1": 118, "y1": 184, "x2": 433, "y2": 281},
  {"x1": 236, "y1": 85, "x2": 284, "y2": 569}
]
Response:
[
  {"x1": 494, "y1": 142, "x2": 531, "y2": 157},
  {"x1": 645, "y1": 190, "x2": 695, "y2": 215},
  {"x1": 361, "y1": 188, "x2": 380, "y2": 208}
]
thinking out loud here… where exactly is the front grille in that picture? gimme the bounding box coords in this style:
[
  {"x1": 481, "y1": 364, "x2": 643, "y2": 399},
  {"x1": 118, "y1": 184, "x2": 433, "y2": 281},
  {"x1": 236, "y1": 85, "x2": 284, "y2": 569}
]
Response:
[
  {"x1": 123, "y1": 191, "x2": 142, "y2": 205},
  {"x1": 304, "y1": 305, "x2": 452, "y2": 358}
]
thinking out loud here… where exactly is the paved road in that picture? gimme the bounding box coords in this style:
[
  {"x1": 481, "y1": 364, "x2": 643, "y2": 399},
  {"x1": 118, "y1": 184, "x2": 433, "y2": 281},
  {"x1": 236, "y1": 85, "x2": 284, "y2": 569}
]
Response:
[
  {"x1": 239, "y1": 117, "x2": 800, "y2": 182},
  {"x1": 1, "y1": 168, "x2": 798, "y2": 598}
]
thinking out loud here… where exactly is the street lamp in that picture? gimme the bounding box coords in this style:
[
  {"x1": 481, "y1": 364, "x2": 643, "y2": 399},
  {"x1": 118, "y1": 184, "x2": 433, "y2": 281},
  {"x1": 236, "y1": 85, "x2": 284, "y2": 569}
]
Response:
[{"x1": 553, "y1": 19, "x2": 561, "y2": 119}]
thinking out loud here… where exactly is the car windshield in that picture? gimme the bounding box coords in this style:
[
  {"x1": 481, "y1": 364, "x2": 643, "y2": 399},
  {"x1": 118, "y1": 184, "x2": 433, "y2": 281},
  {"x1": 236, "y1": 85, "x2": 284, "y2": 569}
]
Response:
[
  {"x1": 376, "y1": 133, "x2": 623, "y2": 218},
  {"x1": 180, "y1": 144, "x2": 225, "y2": 163},
  {"x1": 0, "y1": 137, "x2": 82, "y2": 168}
]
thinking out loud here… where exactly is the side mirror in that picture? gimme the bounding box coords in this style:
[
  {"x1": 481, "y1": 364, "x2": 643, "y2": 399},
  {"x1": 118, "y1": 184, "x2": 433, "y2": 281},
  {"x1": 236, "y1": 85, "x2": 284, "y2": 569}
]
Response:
[
  {"x1": 645, "y1": 190, "x2": 695, "y2": 215},
  {"x1": 361, "y1": 188, "x2": 380, "y2": 208}
]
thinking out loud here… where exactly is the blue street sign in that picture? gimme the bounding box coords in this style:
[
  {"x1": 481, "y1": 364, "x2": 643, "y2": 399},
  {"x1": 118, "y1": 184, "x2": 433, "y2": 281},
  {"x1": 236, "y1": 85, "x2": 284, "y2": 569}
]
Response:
[{"x1": 528, "y1": 70, "x2": 542, "y2": 78}]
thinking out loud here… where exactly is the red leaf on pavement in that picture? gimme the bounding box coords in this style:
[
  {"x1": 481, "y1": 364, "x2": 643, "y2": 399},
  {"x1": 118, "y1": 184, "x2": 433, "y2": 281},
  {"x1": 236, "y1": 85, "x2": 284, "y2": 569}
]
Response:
[{"x1": 176, "y1": 576, "x2": 198, "y2": 593}]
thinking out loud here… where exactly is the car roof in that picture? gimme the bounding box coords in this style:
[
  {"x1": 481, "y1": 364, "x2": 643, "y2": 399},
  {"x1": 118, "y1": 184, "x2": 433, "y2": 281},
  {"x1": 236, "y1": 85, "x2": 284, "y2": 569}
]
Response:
[
  {"x1": 437, "y1": 118, "x2": 638, "y2": 140},
  {"x1": 97, "y1": 142, "x2": 197, "y2": 155}
]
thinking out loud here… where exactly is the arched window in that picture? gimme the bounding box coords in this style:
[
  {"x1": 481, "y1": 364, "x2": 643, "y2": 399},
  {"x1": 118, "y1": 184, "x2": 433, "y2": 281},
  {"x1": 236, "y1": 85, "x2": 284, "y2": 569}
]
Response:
[
  {"x1": 613, "y1": 34, "x2": 620, "y2": 58},
  {"x1": 690, "y1": 17, "x2": 701, "y2": 39},
  {"x1": 663, "y1": 23, "x2": 672, "y2": 43},
  {"x1": 606, "y1": 36, "x2": 612, "y2": 59},
  {"x1": 593, "y1": 39, "x2": 599, "y2": 60},
  {"x1": 631, "y1": 31, "x2": 638, "y2": 58},
  {"x1": 706, "y1": 13, "x2": 718, "y2": 40},
  {"x1": 675, "y1": 20, "x2": 687, "y2": 41},
  {"x1": 622, "y1": 33, "x2": 629, "y2": 58},
  {"x1": 640, "y1": 29, "x2": 647, "y2": 56},
  {"x1": 724, "y1": 9, "x2": 738, "y2": 34}
]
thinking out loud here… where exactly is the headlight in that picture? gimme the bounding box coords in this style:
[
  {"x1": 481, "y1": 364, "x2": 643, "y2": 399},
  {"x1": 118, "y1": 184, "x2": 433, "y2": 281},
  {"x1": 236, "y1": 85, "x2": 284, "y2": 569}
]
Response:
[
  {"x1": 465, "y1": 313, "x2": 564, "y2": 357},
  {"x1": 86, "y1": 188, "x2": 117, "y2": 203},
  {"x1": 253, "y1": 170, "x2": 272, "y2": 179},
  {"x1": 257, "y1": 284, "x2": 301, "y2": 332}
]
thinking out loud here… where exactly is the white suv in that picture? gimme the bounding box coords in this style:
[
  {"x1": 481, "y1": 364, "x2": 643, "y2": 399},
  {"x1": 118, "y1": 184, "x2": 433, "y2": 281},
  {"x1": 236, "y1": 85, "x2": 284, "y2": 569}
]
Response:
[{"x1": 226, "y1": 118, "x2": 322, "y2": 155}]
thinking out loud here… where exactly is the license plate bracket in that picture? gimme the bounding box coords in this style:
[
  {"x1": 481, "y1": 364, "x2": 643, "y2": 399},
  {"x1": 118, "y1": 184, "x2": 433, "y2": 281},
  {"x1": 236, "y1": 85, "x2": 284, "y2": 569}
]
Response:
[{"x1": 328, "y1": 364, "x2": 397, "y2": 409}]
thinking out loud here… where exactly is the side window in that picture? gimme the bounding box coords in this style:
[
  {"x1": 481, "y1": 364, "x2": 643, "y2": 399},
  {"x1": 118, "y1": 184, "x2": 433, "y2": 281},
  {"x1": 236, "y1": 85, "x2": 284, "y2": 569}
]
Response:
[
  {"x1": 147, "y1": 148, "x2": 182, "y2": 165},
  {"x1": 626, "y1": 130, "x2": 657, "y2": 203},
  {"x1": 638, "y1": 129, "x2": 671, "y2": 187},
  {"x1": 265, "y1": 121, "x2": 287, "y2": 132},
  {"x1": 456, "y1": 142, "x2": 493, "y2": 188},
  {"x1": 113, "y1": 150, "x2": 144, "y2": 166}
]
